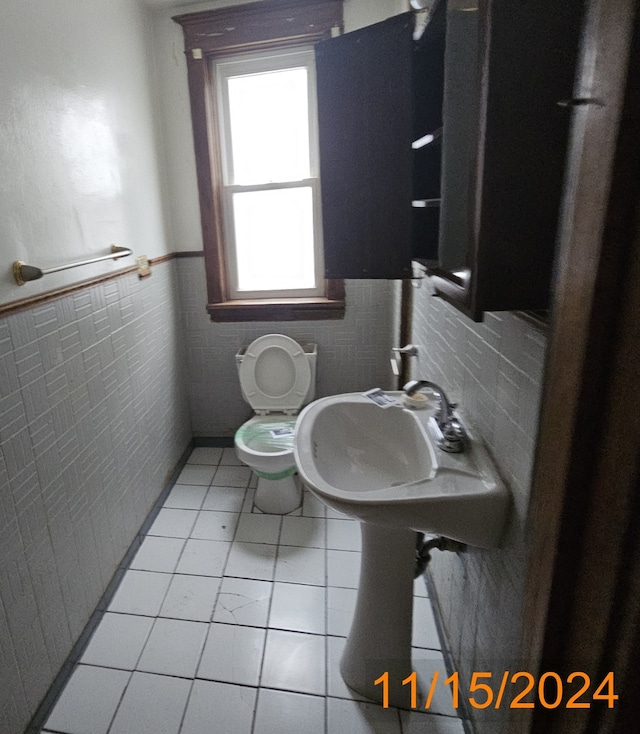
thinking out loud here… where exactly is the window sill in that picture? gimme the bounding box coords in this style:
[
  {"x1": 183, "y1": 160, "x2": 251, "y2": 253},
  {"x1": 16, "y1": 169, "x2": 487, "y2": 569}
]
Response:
[{"x1": 207, "y1": 296, "x2": 346, "y2": 322}]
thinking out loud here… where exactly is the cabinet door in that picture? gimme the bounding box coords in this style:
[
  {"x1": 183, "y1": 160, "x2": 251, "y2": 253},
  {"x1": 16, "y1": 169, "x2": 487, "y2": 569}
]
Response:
[
  {"x1": 316, "y1": 13, "x2": 414, "y2": 279},
  {"x1": 432, "y1": 0, "x2": 584, "y2": 319}
]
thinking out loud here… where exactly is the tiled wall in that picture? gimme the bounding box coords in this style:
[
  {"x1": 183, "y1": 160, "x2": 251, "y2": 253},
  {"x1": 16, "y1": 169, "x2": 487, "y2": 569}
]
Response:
[
  {"x1": 410, "y1": 278, "x2": 546, "y2": 734},
  {"x1": 176, "y1": 257, "x2": 398, "y2": 436},
  {"x1": 0, "y1": 262, "x2": 191, "y2": 734}
]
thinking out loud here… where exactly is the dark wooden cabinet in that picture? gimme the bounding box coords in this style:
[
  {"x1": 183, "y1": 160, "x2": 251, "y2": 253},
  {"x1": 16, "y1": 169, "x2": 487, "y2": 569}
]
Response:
[
  {"x1": 315, "y1": 7, "x2": 446, "y2": 279},
  {"x1": 316, "y1": 1, "x2": 584, "y2": 321},
  {"x1": 431, "y1": 0, "x2": 584, "y2": 320}
]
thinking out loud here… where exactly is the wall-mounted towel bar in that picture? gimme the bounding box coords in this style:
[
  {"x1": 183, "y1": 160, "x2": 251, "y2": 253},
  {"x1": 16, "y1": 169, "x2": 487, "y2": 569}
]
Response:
[{"x1": 13, "y1": 245, "x2": 132, "y2": 286}]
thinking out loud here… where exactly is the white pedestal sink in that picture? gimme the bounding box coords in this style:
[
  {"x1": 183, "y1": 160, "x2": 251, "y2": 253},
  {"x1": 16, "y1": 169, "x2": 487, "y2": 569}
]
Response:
[{"x1": 293, "y1": 392, "x2": 509, "y2": 708}]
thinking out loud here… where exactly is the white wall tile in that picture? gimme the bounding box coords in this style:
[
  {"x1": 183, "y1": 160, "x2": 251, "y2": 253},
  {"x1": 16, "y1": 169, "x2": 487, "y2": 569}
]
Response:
[
  {"x1": 410, "y1": 280, "x2": 547, "y2": 734},
  {"x1": 175, "y1": 264, "x2": 398, "y2": 436}
]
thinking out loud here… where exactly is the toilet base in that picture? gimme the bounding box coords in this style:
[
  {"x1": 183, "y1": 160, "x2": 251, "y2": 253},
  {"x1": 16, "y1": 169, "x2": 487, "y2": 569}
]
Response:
[{"x1": 254, "y1": 474, "x2": 302, "y2": 514}]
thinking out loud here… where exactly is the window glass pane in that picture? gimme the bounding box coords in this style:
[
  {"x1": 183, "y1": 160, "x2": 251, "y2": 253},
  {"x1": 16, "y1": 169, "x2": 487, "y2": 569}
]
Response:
[
  {"x1": 232, "y1": 187, "x2": 316, "y2": 292},
  {"x1": 227, "y1": 67, "x2": 311, "y2": 184}
]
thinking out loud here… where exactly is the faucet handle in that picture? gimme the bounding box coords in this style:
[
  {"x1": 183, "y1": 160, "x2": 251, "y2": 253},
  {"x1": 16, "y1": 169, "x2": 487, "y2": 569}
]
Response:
[{"x1": 391, "y1": 346, "x2": 418, "y2": 376}]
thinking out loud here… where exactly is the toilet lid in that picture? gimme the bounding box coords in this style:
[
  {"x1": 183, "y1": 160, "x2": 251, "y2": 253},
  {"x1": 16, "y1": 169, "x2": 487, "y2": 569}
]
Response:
[{"x1": 239, "y1": 334, "x2": 311, "y2": 413}]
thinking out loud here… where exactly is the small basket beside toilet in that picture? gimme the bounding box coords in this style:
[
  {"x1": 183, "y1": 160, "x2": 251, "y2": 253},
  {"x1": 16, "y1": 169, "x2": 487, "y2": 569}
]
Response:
[{"x1": 234, "y1": 334, "x2": 317, "y2": 514}]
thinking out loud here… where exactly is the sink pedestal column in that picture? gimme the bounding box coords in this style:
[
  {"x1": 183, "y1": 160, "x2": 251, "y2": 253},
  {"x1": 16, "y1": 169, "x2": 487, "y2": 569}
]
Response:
[{"x1": 340, "y1": 522, "x2": 417, "y2": 708}]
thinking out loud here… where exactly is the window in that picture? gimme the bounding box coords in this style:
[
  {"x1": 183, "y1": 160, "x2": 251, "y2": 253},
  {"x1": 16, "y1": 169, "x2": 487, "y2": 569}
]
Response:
[
  {"x1": 216, "y1": 49, "x2": 323, "y2": 299},
  {"x1": 174, "y1": 0, "x2": 345, "y2": 322}
]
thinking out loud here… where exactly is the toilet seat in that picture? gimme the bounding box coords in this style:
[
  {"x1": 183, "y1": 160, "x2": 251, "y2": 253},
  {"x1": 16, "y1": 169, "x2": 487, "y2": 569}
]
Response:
[{"x1": 239, "y1": 334, "x2": 311, "y2": 414}]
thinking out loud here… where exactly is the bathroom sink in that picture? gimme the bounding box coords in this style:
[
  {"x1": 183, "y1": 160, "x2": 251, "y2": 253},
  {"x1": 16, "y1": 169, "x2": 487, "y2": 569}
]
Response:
[
  {"x1": 294, "y1": 392, "x2": 509, "y2": 549},
  {"x1": 294, "y1": 391, "x2": 510, "y2": 708}
]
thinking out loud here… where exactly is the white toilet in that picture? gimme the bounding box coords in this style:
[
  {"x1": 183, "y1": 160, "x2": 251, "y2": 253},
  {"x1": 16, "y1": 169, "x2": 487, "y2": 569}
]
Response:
[{"x1": 234, "y1": 334, "x2": 317, "y2": 514}]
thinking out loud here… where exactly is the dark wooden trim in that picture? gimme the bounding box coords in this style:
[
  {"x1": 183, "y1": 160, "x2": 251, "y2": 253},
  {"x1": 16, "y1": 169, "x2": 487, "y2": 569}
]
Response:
[
  {"x1": 520, "y1": 2, "x2": 640, "y2": 733},
  {"x1": 0, "y1": 264, "x2": 140, "y2": 318},
  {"x1": 207, "y1": 295, "x2": 345, "y2": 322},
  {"x1": 174, "y1": 0, "x2": 344, "y2": 322},
  {"x1": 173, "y1": 250, "x2": 204, "y2": 258},
  {"x1": 148, "y1": 253, "x2": 174, "y2": 265},
  {"x1": 173, "y1": 0, "x2": 343, "y2": 55}
]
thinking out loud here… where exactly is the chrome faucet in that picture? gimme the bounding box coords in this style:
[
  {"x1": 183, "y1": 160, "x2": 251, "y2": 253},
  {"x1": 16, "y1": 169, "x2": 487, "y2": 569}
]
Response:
[{"x1": 403, "y1": 379, "x2": 467, "y2": 453}]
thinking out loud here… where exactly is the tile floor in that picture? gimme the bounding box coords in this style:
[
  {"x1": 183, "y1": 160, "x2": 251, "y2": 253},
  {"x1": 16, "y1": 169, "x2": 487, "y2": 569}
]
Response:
[{"x1": 41, "y1": 447, "x2": 466, "y2": 734}]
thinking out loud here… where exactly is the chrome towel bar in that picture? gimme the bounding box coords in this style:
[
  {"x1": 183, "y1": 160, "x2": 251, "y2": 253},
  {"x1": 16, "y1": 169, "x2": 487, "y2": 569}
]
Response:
[{"x1": 13, "y1": 244, "x2": 132, "y2": 285}]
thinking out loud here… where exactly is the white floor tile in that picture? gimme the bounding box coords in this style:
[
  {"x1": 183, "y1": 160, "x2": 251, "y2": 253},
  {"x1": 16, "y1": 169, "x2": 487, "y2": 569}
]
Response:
[
  {"x1": 159, "y1": 574, "x2": 221, "y2": 622},
  {"x1": 399, "y1": 709, "x2": 466, "y2": 733},
  {"x1": 202, "y1": 486, "x2": 246, "y2": 513},
  {"x1": 213, "y1": 577, "x2": 272, "y2": 627},
  {"x1": 187, "y1": 446, "x2": 223, "y2": 465},
  {"x1": 241, "y1": 488, "x2": 256, "y2": 513},
  {"x1": 80, "y1": 613, "x2": 153, "y2": 669},
  {"x1": 198, "y1": 622, "x2": 265, "y2": 686},
  {"x1": 326, "y1": 518, "x2": 361, "y2": 551},
  {"x1": 274, "y1": 545, "x2": 326, "y2": 586},
  {"x1": 327, "y1": 549, "x2": 361, "y2": 589},
  {"x1": 220, "y1": 447, "x2": 243, "y2": 465},
  {"x1": 175, "y1": 538, "x2": 230, "y2": 577},
  {"x1": 280, "y1": 516, "x2": 326, "y2": 548},
  {"x1": 253, "y1": 688, "x2": 325, "y2": 734},
  {"x1": 176, "y1": 464, "x2": 216, "y2": 486},
  {"x1": 211, "y1": 465, "x2": 252, "y2": 487},
  {"x1": 130, "y1": 536, "x2": 186, "y2": 573},
  {"x1": 109, "y1": 671, "x2": 191, "y2": 734},
  {"x1": 327, "y1": 697, "x2": 402, "y2": 734},
  {"x1": 137, "y1": 618, "x2": 207, "y2": 678},
  {"x1": 108, "y1": 570, "x2": 172, "y2": 616},
  {"x1": 301, "y1": 489, "x2": 326, "y2": 518},
  {"x1": 148, "y1": 508, "x2": 198, "y2": 538},
  {"x1": 181, "y1": 680, "x2": 257, "y2": 734},
  {"x1": 327, "y1": 586, "x2": 358, "y2": 637},
  {"x1": 235, "y1": 513, "x2": 282, "y2": 544},
  {"x1": 269, "y1": 582, "x2": 325, "y2": 635},
  {"x1": 44, "y1": 665, "x2": 130, "y2": 734},
  {"x1": 326, "y1": 636, "x2": 369, "y2": 703},
  {"x1": 261, "y1": 629, "x2": 325, "y2": 696},
  {"x1": 190, "y1": 510, "x2": 239, "y2": 541},
  {"x1": 225, "y1": 541, "x2": 277, "y2": 581},
  {"x1": 412, "y1": 596, "x2": 441, "y2": 650},
  {"x1": 162, "y1": 484, "x2": 208, "y2": 511}
]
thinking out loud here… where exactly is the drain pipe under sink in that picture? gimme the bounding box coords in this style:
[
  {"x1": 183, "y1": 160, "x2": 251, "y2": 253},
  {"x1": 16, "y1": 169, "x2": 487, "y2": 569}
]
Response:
[{"x1": 415, "y1": 533, "x2": 466, "y2": 578}]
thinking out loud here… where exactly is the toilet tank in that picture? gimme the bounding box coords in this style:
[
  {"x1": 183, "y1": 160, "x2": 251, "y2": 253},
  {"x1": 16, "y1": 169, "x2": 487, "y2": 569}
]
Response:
[{"x1": 236, "y1": 341, "x2": 317, "y2": 406}]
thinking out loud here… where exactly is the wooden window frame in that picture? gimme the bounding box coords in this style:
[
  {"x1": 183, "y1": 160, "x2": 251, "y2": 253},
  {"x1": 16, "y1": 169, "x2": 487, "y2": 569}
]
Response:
[{"x1": 173, "y1": 0, "x2": 345, "y2": 322}]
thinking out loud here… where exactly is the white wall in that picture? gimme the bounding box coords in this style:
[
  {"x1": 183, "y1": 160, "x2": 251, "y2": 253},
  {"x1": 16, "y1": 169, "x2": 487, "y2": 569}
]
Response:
[
  {"x1": 0, "y1": 2, "x2": 192, "y2": 732},
  {"x1": 0, "y1": 0, "x2": 171, "y2": 307}
]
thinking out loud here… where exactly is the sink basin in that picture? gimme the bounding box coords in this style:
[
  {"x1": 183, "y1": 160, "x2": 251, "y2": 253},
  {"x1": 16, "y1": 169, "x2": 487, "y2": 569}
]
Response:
[
  {"x1": 294, "y1": 391, "x2": 509, "y2": 548},
  {"x1": 294, "y1": 391, "x2": 510, "y2": 708}
]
